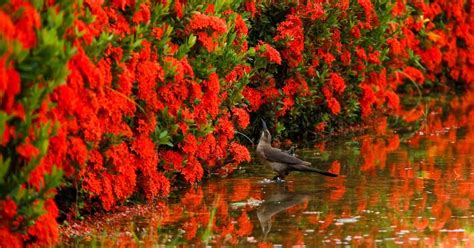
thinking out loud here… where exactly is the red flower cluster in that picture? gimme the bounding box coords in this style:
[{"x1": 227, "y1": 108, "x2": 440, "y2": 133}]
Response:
[
  {"x1": 274, "y1": 15, "x2": 304, "y2": 67},
  {"x1": 405, "y1": 0, "x2": 474, "y2": 86},
  {"x1": 256, "y1": 41, "x2": 282, "y2": 65},
  {"x1": 188, "y1": 13, "x2": 228, "y2": 52}
]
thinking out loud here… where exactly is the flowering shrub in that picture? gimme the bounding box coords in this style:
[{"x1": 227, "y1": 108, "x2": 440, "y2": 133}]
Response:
[
  {"x1": 244, "y1": 0, "x2": 405, "y2": 139},
  {"x1": 52, "y1": 0, "x2": 252, "y2": 212},
  {"x1": 402, "y1": 0, "x2": 474, "y2": 87},
  {"x1": 1, "y1": 0, "x2": 474, "y2": 245},
  {"x1": 0, "y1": 0, "x2": 76, "y2": 245}
]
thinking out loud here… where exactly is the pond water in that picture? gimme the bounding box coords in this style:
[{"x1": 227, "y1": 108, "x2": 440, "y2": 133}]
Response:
[{"x1": 62, "y1": 92, "x2": 474, "y2": 247}]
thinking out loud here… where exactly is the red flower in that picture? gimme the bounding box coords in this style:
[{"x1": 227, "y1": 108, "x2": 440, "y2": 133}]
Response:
[
  {"x1": 188, "y1": 13, "x2": 227, "y2": 34},
  {"x1": 420, "y1": 47, "x2": 442, "y2": 71},
  {"x1": 1, "y1": 57, "x2": 21, "y2": 113},
  {"x1": 232, "y1": 107, "x2": 250, "y2": 129},
  {"x1": 13, "y1": 3, "x2": 41, "y2": 48},
  {"x1": 131, "y1": 135, "x2": 158, "y2": 174},
  {"x1": 314, "y1": 122, "x2": 326, "y2": 132},
  {"x1": 0, "y1": 198, "x2": 17, "y2": 219},
  {"x1": 181, "y1": 156, "x2": 204, "y2": 183},
  {"x1": 243, "y1": 87, "x2": 263, "y2": 111},
  {"x1": 299, "y1": 1, "x2": 324, "y2": 20},
  {"x1": 355, "y1": 46, "x2": 367, "y2": 60},
  {"x1": 196, "y1": 31, "x2": 219, "y2": 52},
  {"x1": 359, "y1": 84, "x2": 376, "y2": 116},
  {"x1": 337, "y1": 0, "x2": 350, "y2": 11},
  {"x1": 357, "y1": 0, "x2": 375, "y2": 22},
  {"x1": 351, "y1": 25, "x2": 361, "y2": 38},
  {"x1": 0, "y1": 11, "x2": 15, "y2": 41},
  {"x1": 282, "y1": 78, "x2": 300, "y2": 96},
  {"x1": 26, "y1": 199, "x2": 59, "y2": 245},
  {"x1": 329, "y1": 73, "x2": 346, "y2": 94},
  {"x1": 68, "y1": 137, "x2": 88, "y2": 165},
  {"x1": 181, "y1": 134, "x2": 198, "y2": 156},
  {"x1": 152, "y1": 27, "x2": 164, "y2": 40},
  {"x1": 327, "y1": 97, "x2": 341, "y2": 115},
  {"x1": 229, "y1": 143, "x2": 251, "y2": 163},
  {"x1": 403, "y1": 66, "x2": 425, "y2": 84},
  {"x1": 385, "y1": 90, "x2": 400, "y2": 111},
  {"x1": 0, "y1": 227, "x2": 22, "y2": 248},
  {"x1": 217, "y1": 115, "x2": 235, "y2": 140},
  {"x1": 196, "y1": 135, "x2": 216, "y2": 162},
  {"x1": 341, "y1": 50, "x2": 351, "y2": 66},
  {"x1": 368, "y1": 51, "x2": 381, "y2": 64},
  {"x1": 391, "y1": 0, "x2": 406, "y2": 16},
  {"x1": 256, "y1": 41, "x2": 282, "y2": 65},
  {"x1": 277, "y1": 97, "x2": 295, "y2": 117},
  {"x1": 234, "y1": 14, "x2": 248, "y2": 36},
  {"x1": 322, "y1": 52, "x2": 335, "y2": 66},
  {"x1": 161, "y1": 150, "x2": 184, "y2": 171},
  {"x1": 225, "y1": 65, "x2": 251, "y2": 83},
  {"x1": 163, "y1": 56, "x2": 185, "y2": 82},
  {"x1": 274, "y1": 15, "x2": 304, "y2": 67},
  {"x1": 16, "y1": 141, "x2": 40, "y2": 159},
  {"x1": 244, "y1": 0, "x2": 257, "y2": 18},
  {"x1": 174, "y1": 0, "x2": 184, "y2": 19},
  {"x1": 140, "y1": 170, "x2": 170, "y2": 200},
  {"x1": 132, "y1": 3, "x2": 151, "y2": 24}
]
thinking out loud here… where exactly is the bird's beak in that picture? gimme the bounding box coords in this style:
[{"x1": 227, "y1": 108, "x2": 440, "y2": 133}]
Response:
[{"x1": 261, "y1": 119, "x2": 268, "y2": 131}]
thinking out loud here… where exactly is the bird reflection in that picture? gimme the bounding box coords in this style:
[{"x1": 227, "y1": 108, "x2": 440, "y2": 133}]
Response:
[{"x1": 256, "y1": 184, "x2": 332, "y2": 240}]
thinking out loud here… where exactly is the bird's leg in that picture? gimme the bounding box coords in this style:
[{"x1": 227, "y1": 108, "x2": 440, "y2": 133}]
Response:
[
  {"x1": 274, "y1": 177, "x2": 285, "y2": 183},
  {"x1": 272, "y1": 172, "x2": 287, "y2": 183}
]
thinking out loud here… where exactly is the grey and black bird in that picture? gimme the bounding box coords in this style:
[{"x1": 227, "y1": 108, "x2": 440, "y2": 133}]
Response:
[{"x1": 256, "y1": 119, "x2": 338, "y2": 181}]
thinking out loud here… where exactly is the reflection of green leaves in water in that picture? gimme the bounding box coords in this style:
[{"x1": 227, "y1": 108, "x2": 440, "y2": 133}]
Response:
[{"x1": 202, "y1": 196, "x2": 218, "y2": 244}]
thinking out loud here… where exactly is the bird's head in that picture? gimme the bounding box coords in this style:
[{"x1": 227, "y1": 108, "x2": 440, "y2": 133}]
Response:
[{"x1": 259, "y1": 119, "x2": 272, "y2": 144}]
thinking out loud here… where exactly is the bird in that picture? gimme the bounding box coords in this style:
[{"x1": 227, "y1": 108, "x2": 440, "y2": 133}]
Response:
[{"x1": 256, "y1": 119, "x2": 338, "y2": 181}]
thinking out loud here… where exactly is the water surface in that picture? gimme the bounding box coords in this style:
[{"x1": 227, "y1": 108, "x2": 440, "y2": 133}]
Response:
[{"x1": 63, "y1": 93, "x2": 474, "y2": 246}]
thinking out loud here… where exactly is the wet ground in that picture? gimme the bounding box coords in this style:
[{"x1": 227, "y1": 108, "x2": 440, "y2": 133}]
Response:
[{"x1": 61, "y1": 92, "x2": 474, "y2": 247}]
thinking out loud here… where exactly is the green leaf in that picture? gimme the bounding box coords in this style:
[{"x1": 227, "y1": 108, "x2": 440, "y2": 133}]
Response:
[{"x1": 0, "y1": 157, "x2": 11, "y2": 183}]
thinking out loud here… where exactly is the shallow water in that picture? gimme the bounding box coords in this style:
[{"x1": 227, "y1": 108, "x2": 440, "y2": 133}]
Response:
[{"x1": 63, "y1": 93, "x2": 474, "y2": 247}]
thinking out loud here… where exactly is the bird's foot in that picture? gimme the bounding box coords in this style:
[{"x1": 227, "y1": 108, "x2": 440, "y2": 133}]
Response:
[{"x1": 272, "y1": 176, "x2": 285, "y2": 183}]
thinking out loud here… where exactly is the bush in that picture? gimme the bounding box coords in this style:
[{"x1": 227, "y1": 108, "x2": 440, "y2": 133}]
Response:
[
  {"x1": 1, "y1": 0, "x2": 473, "y2": 245},
  {"x1": 403, "y1": 0, "x2": 474, "y2": 87},
  {"x1": 244, "y1": 0, "x2": 407, "y2": 139},
  {"x1": 0, "y1": 0, "x2": 76, "y2": 245},
  {"x1": 50, "y1": 1, "x2": 252, "y2": 212}
]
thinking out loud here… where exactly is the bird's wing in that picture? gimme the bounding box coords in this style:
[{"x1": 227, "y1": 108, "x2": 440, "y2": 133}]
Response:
[{"x1": 263, "y1": 148, "x2": 304, "y2": 164}]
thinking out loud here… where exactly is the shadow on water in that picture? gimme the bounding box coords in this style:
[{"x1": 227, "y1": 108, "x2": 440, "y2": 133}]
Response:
[{"x1": 61, "y1": 92, "x2": 474, "y2": 246}]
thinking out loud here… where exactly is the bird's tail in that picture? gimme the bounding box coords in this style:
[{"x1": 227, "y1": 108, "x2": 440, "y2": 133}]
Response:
[
  {"x1": 296, "y1": 163, "x2": 338, "y2": 177},
  {"x1": 308, "y1": 167, "x2": 338, "y2": 177}
]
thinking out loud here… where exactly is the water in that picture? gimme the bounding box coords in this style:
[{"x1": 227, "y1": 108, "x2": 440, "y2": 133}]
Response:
[{"x1": 62, "y1": 93, "x2": 474, "y2": 246}]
